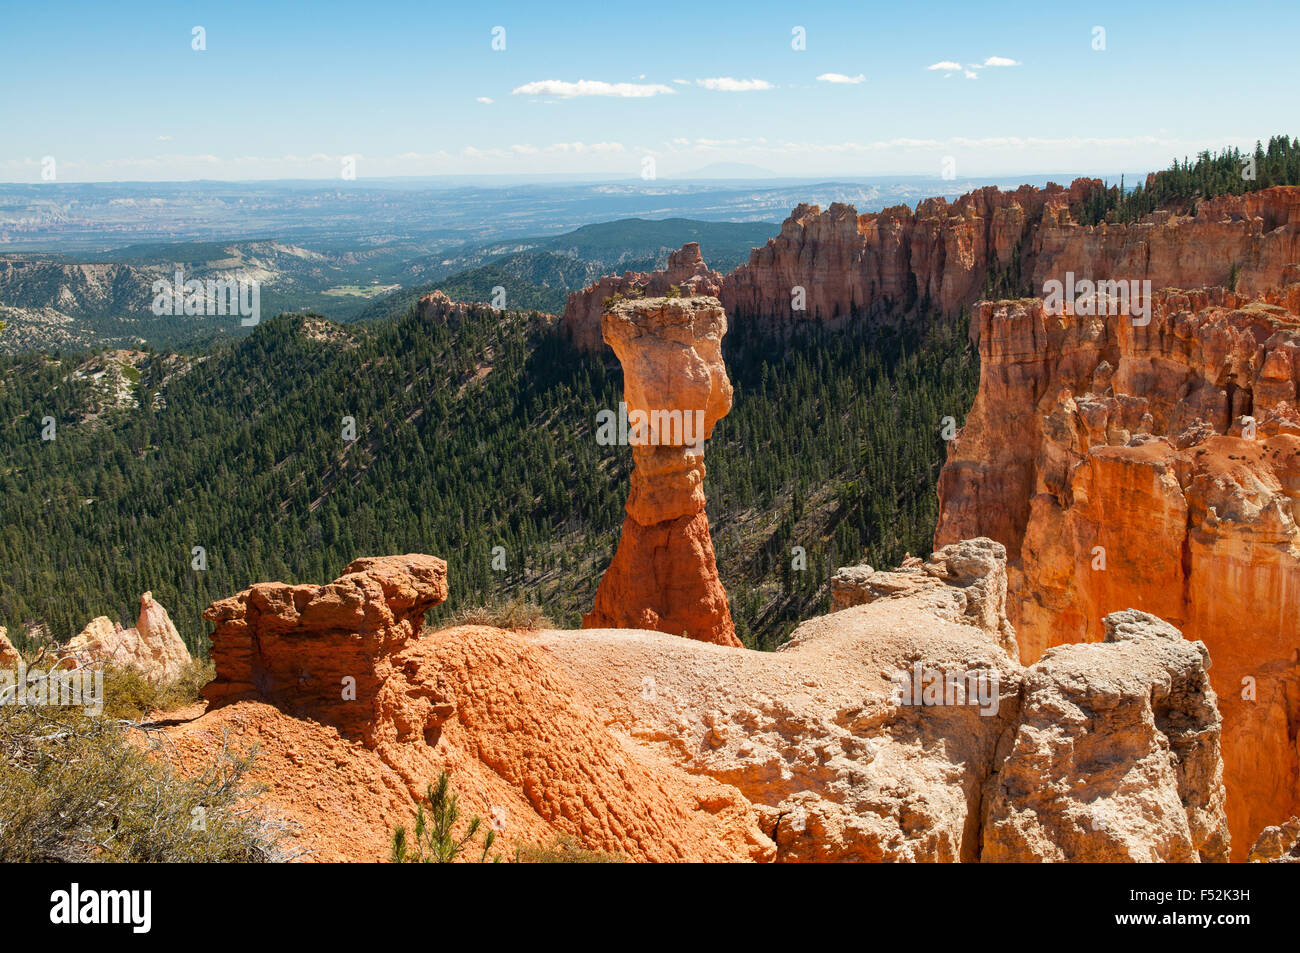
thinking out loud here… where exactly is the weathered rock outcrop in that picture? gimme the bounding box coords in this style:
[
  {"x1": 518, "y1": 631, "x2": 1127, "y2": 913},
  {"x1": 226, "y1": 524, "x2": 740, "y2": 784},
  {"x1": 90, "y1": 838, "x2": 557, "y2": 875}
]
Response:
[
  {"x1": 416, "y1": 289, "x2": 493, "y2": 326},
  {"x1": 183, "y1": 554, "x2": 768, "y2": 862},
  {"x1": 416, "y1": 289, "x2": 557, "y2": 335},
  {"x1": 563, "y1": 242, "x2": 725, "y2": 353},
  {"x1": 61, "y1": 592, "x2": 191, "y2": 685},
  {"x1": 935, "y1": 285, "x2": 1300, "y2": 857},
  {"x1": 545, "y1": 541, "x2": 1229, "y2": 862},
  {"x1": 174, "y1": 543, "x2": 1228, "y2": 862},
  {"x1": 203, "y1": 554, "x2": 449, "y2": 739},
  {"x1": 1248, "y1": 817, "x2": 1300, "y2": 862},
  {"x1": 830, "y1": 537, "x2": 1018, "y2": 658},
  {"x1": 982, "y1": 610, "x2": 1228, "y2": 862},
  {"x1": 583, "y1": 295, "x2": 739, "y2": 646},
  {"x1": 0, "y1": 627, "x2": 19, "y2": 669}
]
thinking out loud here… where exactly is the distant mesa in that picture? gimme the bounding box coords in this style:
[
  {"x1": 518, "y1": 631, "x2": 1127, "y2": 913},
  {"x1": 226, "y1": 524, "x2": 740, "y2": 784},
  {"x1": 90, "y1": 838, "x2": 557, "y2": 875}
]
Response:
[{"x1": 677, "y1": 162, "x2": 782, "y2": 179}]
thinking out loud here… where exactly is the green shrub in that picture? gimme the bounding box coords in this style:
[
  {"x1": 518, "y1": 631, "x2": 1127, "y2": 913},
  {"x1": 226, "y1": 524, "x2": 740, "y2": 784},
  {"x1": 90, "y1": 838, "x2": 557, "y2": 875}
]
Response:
[
  {"x1": 446, "y1": 599, "x2": 553, "y2": 631},
  {"x1": 98, "y1": 658, "x2": 214, "y2": 721},
  {"x1": 515, "y1": 835, "x2": 626, "y2": 863},
  {"x1": 0, "y1": 701, "x2": 296, "y2": 862},
  {"x1": 391, "y1": 770, "x2": 498, "y2": 863}
]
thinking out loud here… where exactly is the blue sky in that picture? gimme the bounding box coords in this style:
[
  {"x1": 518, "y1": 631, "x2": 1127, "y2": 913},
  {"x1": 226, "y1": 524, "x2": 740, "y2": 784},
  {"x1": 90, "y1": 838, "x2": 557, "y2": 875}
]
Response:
[{"x1": 3, "y1": 0, "x2": 1297, "y2": 182}]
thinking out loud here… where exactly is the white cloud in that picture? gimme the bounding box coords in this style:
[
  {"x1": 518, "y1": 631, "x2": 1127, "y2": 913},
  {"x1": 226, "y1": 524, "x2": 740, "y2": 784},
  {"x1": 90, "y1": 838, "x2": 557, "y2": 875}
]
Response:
[
  {"x1": 933, "y1": 56, "x2": 1013, "y2": 79},
  {"x1": 816, "y1": 73, "x2": 865, "y2": 84},
  {"x1": 544, "y1": 141, "x2": 626, "y2": 154},
  {"x1": 511, "y1": 79, "x2": 674, "y2": 98},
  {"x1": 671, "y1": 78, "x2": 689, "y2": 85},
  {"x1": 695, "y1": 77, "x2": 773, "y2": 91},
  {"x1": 476, "y1": 96, "x2": 494, "y2": 104},
  {"x1": 156, "y1": 135, "x2": 172, "y2": 141}
]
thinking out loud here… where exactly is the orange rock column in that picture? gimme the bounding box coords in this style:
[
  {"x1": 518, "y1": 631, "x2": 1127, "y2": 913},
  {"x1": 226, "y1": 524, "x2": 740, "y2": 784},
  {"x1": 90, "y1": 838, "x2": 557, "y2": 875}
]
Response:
[{"x1": 583, "y1": 296, "x2": 740, "y2": 647}]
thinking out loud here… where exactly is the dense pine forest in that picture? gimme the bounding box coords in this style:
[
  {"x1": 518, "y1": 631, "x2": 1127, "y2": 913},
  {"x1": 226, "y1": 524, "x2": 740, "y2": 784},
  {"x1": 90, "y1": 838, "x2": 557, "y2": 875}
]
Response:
[{"x1": 0, "y1": 301, "x2": 975, "y2": 653}]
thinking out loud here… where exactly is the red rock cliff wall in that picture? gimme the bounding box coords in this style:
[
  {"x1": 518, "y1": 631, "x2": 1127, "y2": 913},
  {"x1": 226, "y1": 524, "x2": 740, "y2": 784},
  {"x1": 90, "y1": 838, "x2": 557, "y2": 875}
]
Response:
[
  {"x1": 935, "y1": 285, "x2": 1300, "y2": 858},
  {"x1": 717, "y1": 184, "x2": 1300, "y2": 330},
  {"x1": 565, "y1": 186, "x2": 1300, "y2": 354},
  {"x1": 718, "y1": 183, "x2": 1085, "y2": 327}
]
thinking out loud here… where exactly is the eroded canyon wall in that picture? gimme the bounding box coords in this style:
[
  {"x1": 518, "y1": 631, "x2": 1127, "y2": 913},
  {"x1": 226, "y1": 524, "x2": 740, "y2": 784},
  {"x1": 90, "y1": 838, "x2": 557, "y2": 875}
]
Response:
[
  {"x1": 719, "y1": 183, "x2": 1300, "y2": 330},
  {"x1": 558, "y1": 183, "x2": 1300, "y2": 857},
  {"x1": 563, "y1": 184, "x2": 1300, "y2": 352},
  {"x1": 935, "y1": 285, "x2": 1300, "y2": 857}
]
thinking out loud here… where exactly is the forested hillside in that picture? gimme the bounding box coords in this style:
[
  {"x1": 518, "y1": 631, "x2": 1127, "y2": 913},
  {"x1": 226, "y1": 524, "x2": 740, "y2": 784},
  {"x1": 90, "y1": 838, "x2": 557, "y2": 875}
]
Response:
[
  {"x1": 351, "y1": 217, "x2": 778, "y2": 323},
  {"x1": 0, "y1": 217, "x2": 780, "y2": 354},
  {"x1": 356, "y1": 251, "x2": 615, "y2": 319},
  {"x1": 0, "y1": 300, "x2": 974, "y2": 652}
]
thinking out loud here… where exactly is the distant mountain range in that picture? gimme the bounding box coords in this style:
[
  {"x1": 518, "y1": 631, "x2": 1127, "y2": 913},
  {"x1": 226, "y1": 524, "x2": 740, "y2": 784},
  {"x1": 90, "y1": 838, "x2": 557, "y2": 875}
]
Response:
[
  {"x1": 0, "y1": 175, "x2": 1075, "y2": 251},
  {"x1": 353, "y1": 217, "x2": 781, "y2": 320},
  {"x1": 0, "y1": 218, "x2": 780, "y2": 352}
]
